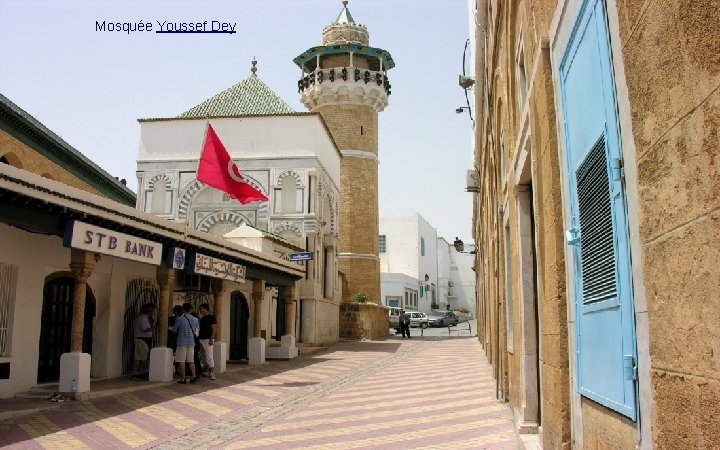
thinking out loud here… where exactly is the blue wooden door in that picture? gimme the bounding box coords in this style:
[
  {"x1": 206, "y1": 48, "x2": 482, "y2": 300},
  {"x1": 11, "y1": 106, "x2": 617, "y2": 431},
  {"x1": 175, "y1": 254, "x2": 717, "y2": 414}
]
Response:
[{"x1": 559, "y1": 0, "x2": 637, "y2": 419}]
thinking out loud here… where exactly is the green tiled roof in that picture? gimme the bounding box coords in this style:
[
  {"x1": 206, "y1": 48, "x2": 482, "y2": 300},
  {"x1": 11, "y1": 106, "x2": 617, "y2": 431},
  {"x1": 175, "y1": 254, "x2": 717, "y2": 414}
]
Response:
[
  {"x1": 179, "y1": 76, "x2": 294, "y2": 118},
  {"x1": 0, "y1": 93, "x2": 136, "y2": 206}
]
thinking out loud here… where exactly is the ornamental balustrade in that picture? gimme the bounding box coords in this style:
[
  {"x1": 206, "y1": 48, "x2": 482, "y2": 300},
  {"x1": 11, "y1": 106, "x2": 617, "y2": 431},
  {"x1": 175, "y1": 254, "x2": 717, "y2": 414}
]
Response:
[{"x1": 297, "y1": 67, "x2": 391, "y2": 95}]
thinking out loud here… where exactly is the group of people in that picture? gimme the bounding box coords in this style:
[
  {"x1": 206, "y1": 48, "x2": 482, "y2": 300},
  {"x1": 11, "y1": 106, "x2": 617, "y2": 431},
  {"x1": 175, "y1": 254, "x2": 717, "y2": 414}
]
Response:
[{"x1": 132, "y1": 302, "x2": 218, "y2": 384}]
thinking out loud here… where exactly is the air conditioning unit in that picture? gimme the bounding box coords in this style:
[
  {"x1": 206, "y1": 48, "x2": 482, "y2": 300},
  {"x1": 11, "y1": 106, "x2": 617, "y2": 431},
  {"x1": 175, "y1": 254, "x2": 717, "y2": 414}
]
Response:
[{"x1": 466, "y1": 169, "x2": 480, "y2": 192}]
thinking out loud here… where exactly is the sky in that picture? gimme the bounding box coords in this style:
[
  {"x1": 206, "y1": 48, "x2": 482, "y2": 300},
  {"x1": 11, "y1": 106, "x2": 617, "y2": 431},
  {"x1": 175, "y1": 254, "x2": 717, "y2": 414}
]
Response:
[{"x1": 0, "y1": 0, "x2": 476, "y2": 244}]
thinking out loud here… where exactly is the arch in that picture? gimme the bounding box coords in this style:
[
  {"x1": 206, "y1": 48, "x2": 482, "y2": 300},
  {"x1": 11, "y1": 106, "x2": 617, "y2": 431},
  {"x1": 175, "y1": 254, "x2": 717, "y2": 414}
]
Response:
[
  {"x1": 122, "y1": 277, "x2": 159, "y2": 375},
  {"x1": 178, "y1": 177, "x2": 269, "y2": 220},
  {"x1": 0, "y1": 152, "x2": 23, "y2": 169},
  {"x1": 275, "y1": 170, "x2": 303, "y2": 187},
  {"x1": 147, "y1": 172, "x2": 172, "y2": 189},
  {"x1": 229, "y1": 291, "x2": 250, "y2": 360},
  {"x1": 279, "y1": 173, "x2": 298, "y2": 213},
  {"x1": 150, "y1": 177, "x2": 168, "y2": 214},
  {"x1": 38, "y1": 273, "x2": 96, "y2": 382},
  {"x1": 196, "y1": 210, "x2": 252, "y2": 233},
  {"x1": 272, "y1": 221, "x2": 303, "y2": 237}
]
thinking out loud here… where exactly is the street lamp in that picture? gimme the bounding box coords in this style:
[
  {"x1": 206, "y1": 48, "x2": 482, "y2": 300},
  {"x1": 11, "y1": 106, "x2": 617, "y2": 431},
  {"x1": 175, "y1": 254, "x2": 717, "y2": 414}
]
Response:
[{"x1": 453, "y1": 237, "x2": 476, "y2": 254}]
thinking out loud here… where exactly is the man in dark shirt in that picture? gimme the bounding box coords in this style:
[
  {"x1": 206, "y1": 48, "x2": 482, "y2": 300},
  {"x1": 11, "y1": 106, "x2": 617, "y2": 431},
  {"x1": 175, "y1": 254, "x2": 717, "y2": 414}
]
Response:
[
  {"x1": 198, "y1": 303, "x2": 218, "y2": 380},
  {"x1": 399, "y1": 310, "x2": 411, "y2": 338}
]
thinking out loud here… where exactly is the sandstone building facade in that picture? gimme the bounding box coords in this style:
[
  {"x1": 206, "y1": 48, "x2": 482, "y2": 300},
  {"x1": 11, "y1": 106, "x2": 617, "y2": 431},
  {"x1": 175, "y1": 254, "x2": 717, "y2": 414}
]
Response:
[{"x1": 470, "y1": 0, "x2": 719, "y2": 448}]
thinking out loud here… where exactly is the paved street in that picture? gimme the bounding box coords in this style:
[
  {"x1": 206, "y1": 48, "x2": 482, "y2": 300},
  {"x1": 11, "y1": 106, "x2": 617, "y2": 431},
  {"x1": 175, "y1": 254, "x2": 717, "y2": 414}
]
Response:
[{"x1": 0, "y1": 335, "x2": 519, "y2": 449}]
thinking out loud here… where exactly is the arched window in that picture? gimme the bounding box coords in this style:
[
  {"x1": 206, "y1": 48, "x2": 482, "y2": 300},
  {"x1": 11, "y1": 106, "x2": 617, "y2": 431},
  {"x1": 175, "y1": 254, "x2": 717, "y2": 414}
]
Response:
[
  {"x1": 150, "y1": 178, "x2": 168, "y2": 214},
  {"x1": 0, "y1": 153, "x2": 23, "y2": 169},
  {"x1": 280, "y1": 174, "x2": 297, "y2": 213}
]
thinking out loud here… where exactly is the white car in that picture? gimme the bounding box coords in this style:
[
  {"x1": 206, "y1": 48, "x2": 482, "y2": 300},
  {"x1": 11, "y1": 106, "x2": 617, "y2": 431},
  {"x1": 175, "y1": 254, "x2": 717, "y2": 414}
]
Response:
[{"x1": 406, "y1": 311, "x2": 429, "y2": 329}]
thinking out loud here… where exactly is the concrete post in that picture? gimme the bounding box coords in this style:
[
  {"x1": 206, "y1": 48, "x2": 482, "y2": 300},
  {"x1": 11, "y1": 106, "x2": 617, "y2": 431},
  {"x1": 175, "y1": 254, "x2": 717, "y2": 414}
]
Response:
[{"x1": 69, "y1": 249, "x2": 98, "y2": 352}]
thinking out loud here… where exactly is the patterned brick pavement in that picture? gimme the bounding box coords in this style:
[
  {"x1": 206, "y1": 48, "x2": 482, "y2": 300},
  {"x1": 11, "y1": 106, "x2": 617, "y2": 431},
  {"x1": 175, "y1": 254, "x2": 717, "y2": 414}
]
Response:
[{"x1": 0, "y1": 337, "x2": 520, "y2": 449}]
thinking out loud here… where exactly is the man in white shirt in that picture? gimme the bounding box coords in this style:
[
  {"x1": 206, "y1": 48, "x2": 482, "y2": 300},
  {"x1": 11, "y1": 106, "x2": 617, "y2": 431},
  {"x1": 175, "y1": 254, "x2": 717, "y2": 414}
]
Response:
[{"x1": 133, "y1": 303, "x2": 155, "y2": 378}]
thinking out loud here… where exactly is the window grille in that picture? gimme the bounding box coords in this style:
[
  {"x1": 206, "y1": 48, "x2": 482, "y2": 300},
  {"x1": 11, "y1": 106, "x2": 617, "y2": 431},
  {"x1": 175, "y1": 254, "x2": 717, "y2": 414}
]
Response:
[
  {"x1": 0, "y1": 263, "x2": 18, "y2": 357},
  {"x1": 378, "y1": 235, "x2": 386, "y2": 253}
]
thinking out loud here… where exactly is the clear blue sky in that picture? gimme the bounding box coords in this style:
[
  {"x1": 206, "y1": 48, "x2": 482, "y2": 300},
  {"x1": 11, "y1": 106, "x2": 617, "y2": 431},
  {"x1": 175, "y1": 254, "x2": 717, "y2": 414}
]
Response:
[{"x1": 0, "y1": 0, "x2": 475, "y2": 244}]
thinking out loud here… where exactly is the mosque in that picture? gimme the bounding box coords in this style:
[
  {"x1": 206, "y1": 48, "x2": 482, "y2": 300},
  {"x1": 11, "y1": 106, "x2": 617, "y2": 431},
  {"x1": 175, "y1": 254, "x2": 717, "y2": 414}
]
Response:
[{"x1": 0, "y1": 1, "x2": 393, "y2": 398}]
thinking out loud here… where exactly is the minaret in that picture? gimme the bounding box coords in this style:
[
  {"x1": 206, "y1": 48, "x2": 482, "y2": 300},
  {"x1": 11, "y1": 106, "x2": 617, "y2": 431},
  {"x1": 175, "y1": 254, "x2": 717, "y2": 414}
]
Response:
[{"x1": 294, "y1": 0, "x2": 394, "y2": 304}]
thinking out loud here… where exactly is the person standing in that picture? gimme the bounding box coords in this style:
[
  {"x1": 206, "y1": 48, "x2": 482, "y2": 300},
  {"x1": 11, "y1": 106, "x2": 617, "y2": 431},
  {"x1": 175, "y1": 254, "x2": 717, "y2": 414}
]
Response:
[
  {"x1": 399, "y1": 310, "x2": 411, "y2": 338},
  {"x1": 168, "y1": 304, "x2": 183, "y2": 375},
  {"x1": 133, "y1": 303, "x2": 155, "y2": 378},
  {"x1": 198, "y1": 303, "x2": 218, "y2": 380},
  {"x1": 174, "y1": 302, "x2": 199, "y2": 384}
]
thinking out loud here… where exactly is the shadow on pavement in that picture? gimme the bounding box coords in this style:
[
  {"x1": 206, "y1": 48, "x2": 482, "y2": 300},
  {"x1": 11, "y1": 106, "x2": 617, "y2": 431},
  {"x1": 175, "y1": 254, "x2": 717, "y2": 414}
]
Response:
[{"x1": 0, "y1": 343, "x2": 386, "y2": 447}]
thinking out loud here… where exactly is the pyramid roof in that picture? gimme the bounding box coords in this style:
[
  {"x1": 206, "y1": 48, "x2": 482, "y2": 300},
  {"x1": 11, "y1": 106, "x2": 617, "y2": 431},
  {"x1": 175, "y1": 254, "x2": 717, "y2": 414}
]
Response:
[{"x1": 179, "y1": 75, "x2": 294, "y2": 118}]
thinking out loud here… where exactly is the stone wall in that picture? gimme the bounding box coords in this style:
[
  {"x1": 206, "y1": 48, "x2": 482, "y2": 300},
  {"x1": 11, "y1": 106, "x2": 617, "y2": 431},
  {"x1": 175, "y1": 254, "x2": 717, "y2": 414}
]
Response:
[
  {"x1": 339, "y1": 302, "x2": 389, "y2": 341},
  {"x1": 615, "y1": 0, "x2": 720, "y2": 447}
]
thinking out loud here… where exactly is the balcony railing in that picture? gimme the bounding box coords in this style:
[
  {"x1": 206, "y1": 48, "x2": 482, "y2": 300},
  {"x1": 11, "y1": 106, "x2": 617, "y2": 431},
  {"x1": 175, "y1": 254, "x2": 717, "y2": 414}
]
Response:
[{"x1": 298, "y1": 67, "x2": 391, "y2": 96}]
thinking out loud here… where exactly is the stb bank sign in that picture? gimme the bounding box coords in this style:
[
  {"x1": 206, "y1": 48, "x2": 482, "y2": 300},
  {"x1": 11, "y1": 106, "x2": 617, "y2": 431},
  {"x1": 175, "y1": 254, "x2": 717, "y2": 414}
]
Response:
[{"x1": 64, "y1": 220, "x2": 162, "y2": 265}]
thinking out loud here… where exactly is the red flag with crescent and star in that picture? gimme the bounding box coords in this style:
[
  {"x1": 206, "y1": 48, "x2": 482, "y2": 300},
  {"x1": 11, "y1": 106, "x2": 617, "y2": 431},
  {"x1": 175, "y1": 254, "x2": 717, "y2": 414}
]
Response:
[{"x1": 196, "y1": 124, "x2": 268, "y2": 204}]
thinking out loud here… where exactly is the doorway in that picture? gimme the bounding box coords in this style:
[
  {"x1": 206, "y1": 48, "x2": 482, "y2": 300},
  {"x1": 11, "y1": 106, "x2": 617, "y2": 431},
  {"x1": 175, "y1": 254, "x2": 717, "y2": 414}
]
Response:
[
  {"x1": 122, "y1": 278, "x2": 159, "y2": 375},
  {"x1": 229, "y1": 291, "x2": 250, "y2": 360},
  {"x1": 38, "y1": 276, "x2": 95, "y2": 383}
]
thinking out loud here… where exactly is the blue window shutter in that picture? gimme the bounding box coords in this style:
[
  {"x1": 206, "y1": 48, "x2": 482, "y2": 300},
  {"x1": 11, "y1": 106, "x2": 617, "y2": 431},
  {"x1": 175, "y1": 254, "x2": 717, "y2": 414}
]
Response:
[
  {"x1": 577, "y1": 136, "x2": 617, "y2": 304},
  {"x1": 559, "y1": 0, "x2": 637, "y2": 420}
]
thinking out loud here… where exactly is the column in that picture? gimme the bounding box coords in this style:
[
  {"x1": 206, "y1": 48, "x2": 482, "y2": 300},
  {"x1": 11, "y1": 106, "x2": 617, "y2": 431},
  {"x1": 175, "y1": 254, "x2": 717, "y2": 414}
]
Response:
[
  {"x1": 284, "y1": 286, "x2": 296, "y2": 338},
  {"x1": 252, "y1": 279, "x2": 265, "y2": 338},
  {"x1": 69, "y1": 249, "x2": 98, "y2": 352},
  {"x1": 211, "y1": 279, "x2": 226, "y2": 337},
  {"x1": 61, "y1": 249, "x2": 99, "y2": 397},
  {"x1": 279, "y1": 285, "x2": 299, "y2": 359},
  {"x1": 211, "y1": 279, "x2": 228, "y2": 373},
  {"x1": 249, "y1": 279, "x2": 266, "y2": 365},
  {"x1": 156, "y1": 265, "x2": 175, "y2": 347},
  {"x1": 150, "y1": 265, "x2": 175, "y2": 382}
]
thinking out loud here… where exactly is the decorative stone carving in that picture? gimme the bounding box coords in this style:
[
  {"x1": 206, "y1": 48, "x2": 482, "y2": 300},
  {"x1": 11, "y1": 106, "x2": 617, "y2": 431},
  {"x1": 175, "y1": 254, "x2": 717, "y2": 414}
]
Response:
[
  {"x1": 275, "y1": 169, "x2": 304, "y2": 187},
  {"x1": 147, "y1": 172, "x2": 173, "y2": 189}
]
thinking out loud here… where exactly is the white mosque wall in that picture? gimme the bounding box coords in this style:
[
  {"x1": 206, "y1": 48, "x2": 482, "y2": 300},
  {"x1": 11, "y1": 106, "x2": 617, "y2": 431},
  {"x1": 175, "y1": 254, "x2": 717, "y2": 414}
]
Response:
[{"x1": 138, "y1": 115, "x2": 340, "y2": 183}]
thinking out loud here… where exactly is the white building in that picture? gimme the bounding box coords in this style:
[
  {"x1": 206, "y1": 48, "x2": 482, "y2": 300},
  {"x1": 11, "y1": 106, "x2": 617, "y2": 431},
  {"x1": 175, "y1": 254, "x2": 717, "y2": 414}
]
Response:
[
  {"x1": 379, "y1": 213, "x2": 476, "y2": 315},
  {"x1": 135, "y1": 69, "x2": 343, "y2": 348},
  {"x1": 437, "y1": 238, "x2": 476, "y2": 314}
]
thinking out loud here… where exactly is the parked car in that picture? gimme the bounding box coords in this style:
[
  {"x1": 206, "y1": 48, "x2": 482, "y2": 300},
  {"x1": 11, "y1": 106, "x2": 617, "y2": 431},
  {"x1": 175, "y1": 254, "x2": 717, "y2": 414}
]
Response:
[
  {"x1": 389, "y1": 306, "x2": 402, "y2": 332},
  {"x1": 427, "y1": 310, "x2": 459, "y2": 327},
  {"x1": 407, "y1": 311, "x2": 428, "y2": 329}
]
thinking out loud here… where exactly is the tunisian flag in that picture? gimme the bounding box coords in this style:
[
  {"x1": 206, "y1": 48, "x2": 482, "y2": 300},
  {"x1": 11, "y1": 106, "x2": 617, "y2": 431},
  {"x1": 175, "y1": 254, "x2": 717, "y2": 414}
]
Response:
[{"x1": 196, "y1": 124, "x2": 268, "y2": 204}]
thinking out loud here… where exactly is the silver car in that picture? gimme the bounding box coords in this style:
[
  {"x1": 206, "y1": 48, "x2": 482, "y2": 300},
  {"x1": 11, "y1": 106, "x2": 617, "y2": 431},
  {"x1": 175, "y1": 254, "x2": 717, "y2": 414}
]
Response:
[{"x1": 427, "y1": 310, "x2": 459, "y2": 327}]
